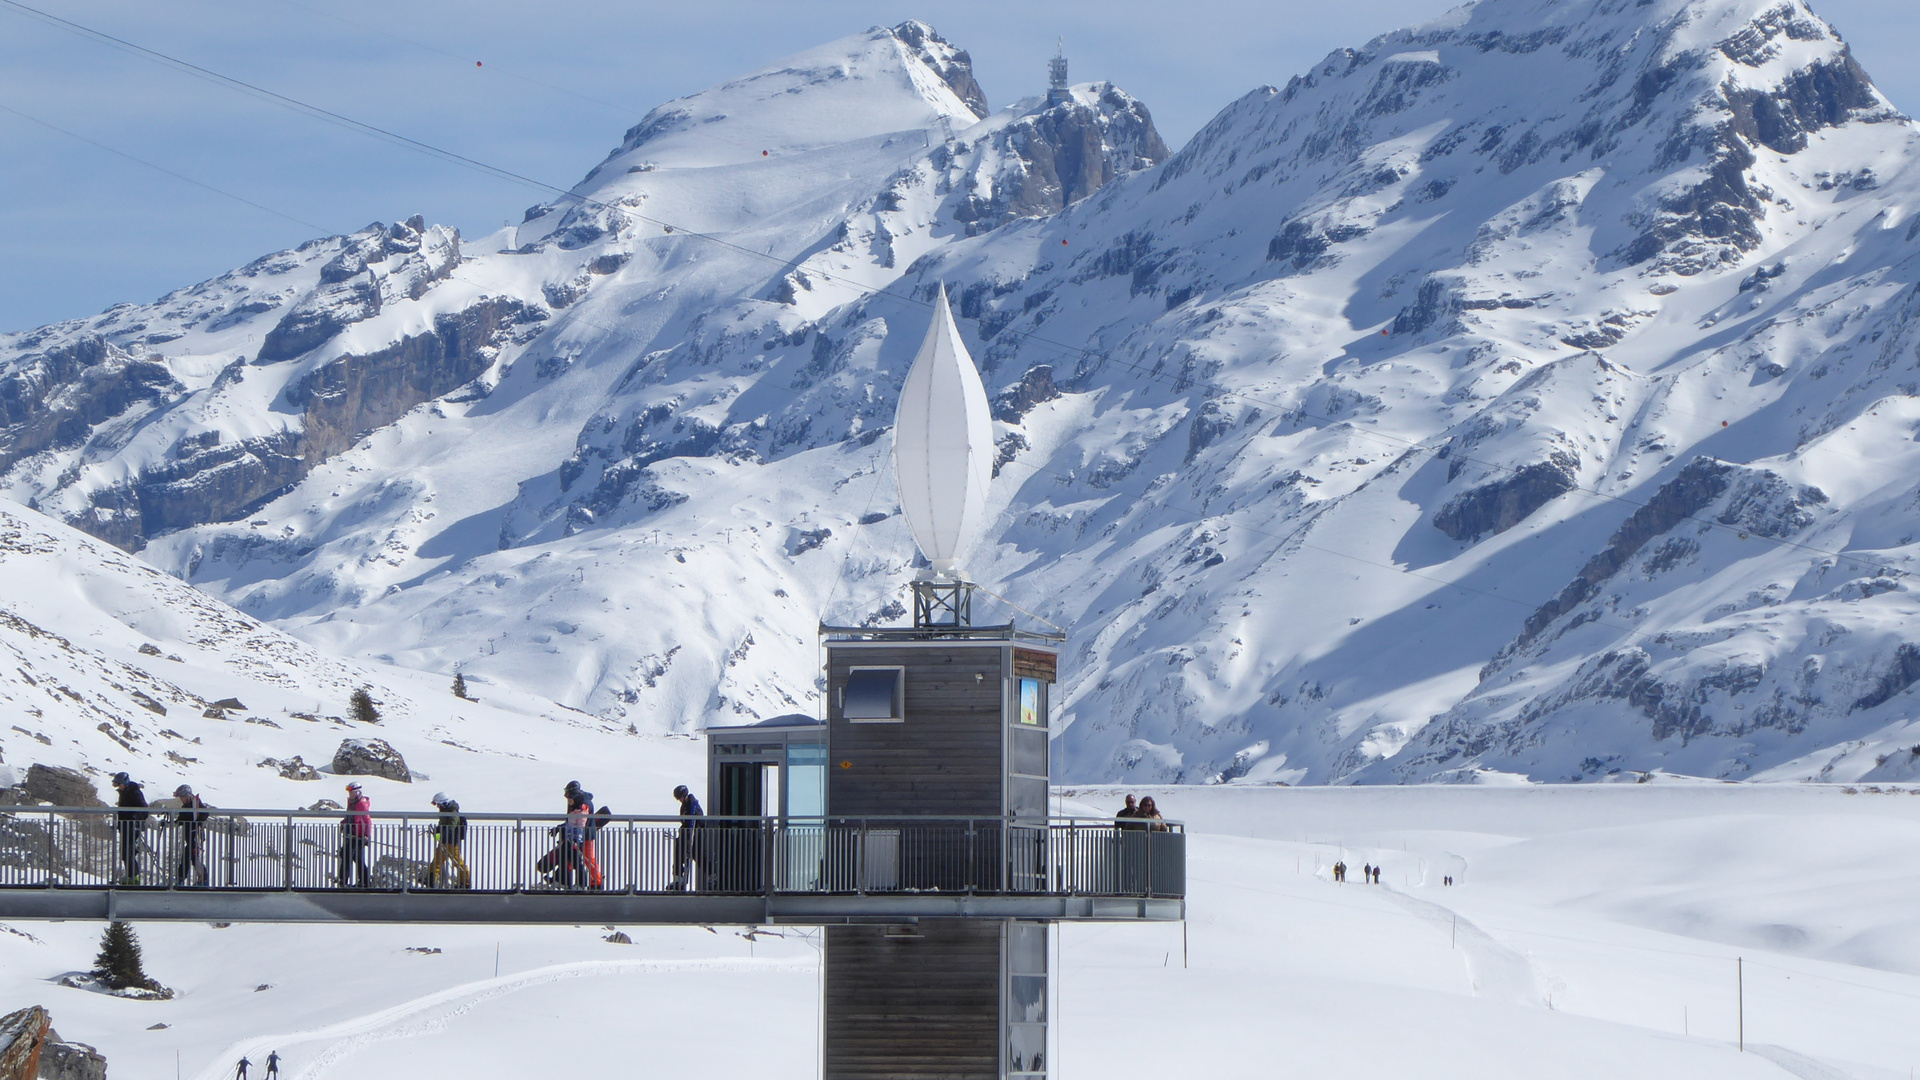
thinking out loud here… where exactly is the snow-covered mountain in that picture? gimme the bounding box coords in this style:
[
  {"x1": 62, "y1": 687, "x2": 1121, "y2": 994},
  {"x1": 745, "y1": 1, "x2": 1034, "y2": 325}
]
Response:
[{"x1": 5, "y1": 3, "x2": 1920, "y2": 787}]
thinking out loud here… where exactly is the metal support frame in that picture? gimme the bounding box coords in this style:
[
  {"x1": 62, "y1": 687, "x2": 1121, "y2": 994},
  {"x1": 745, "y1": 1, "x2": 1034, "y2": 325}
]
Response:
[{"x1": 911, "y1": 578, "x2": 975, "y2": 629}]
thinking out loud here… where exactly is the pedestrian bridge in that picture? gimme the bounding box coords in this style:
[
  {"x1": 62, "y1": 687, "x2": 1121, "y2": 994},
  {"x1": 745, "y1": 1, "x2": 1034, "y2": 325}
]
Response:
[{"x1": 0, "y1": 807, "x2": 1184, "y2": 925}]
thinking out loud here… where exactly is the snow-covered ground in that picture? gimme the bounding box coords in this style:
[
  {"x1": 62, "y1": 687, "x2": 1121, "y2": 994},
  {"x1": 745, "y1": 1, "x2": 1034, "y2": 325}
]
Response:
[{"x1": 6, "y1": 782, "x2": 1916, "y2": 1079}]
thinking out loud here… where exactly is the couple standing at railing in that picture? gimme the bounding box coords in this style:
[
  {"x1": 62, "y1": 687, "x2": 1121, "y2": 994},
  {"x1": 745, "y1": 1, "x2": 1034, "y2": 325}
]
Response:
[
  {"x1": 1113, "y1": 794, "x2": 1169, "y2": 831},
  {"x1": 109, "y1": 772, "x2": 209, "y2": 887}
]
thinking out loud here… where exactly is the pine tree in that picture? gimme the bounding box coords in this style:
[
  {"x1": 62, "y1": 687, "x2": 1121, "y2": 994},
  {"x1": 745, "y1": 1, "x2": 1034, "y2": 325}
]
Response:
[
  {"x1": 451, "y1": 672, "x2": 468, "y2": 700},
  {"x1": 349, "y1": 687, "x2": 380, "y2": 724},
  {"x1": 92, "y1": 921, "x2": 157, "y2": 991}
]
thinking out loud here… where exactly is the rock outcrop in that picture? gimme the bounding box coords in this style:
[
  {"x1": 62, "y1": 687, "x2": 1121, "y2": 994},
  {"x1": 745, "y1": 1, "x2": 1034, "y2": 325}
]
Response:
[{"x1": 332, "y1": 739, "x2": 410, "y2": 782}]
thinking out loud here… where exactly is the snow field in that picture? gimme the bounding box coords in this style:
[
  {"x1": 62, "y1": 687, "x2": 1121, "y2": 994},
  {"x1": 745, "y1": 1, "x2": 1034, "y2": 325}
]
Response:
[{"x1": 5, "y1": 783, "x2": 1915, "y2": 1078}]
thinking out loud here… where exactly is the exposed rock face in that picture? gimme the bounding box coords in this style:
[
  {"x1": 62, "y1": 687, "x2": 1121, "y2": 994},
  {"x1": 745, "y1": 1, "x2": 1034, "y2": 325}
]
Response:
[
  {"x1": 287, "y1": 297, "x2": 529, "y2": 460},
  {"x1": 951, "y1": 84, "x2": 1169, "y2": 233},
  {"x1": 889, "y1": 21, "x2": 989, "y2": 119},
  {"x1": 1433, "y1": 454, "x2": 1579, "y2": 541},
  {"x1": 332, "y1": 738, "x2": 410, "y2": 782},
  {"x1": 22, "y1": 765, "x2": 102, "y2": 808},
  {"x1": 38, "y1": 1037, "x2": 106, "y2": 1080},
  {"x1": 257, "y1": 221, "x2": 460, "y2": 364},
  {"x1": 0, "y1": 336, "x2": 182, "y2": 477},
  {"x1": 1514, "y1": 458, "x2": 1736, "y2": 649},
  {"x1": 0, "y1": 1006, "x2": 48, "y2": 1080}
]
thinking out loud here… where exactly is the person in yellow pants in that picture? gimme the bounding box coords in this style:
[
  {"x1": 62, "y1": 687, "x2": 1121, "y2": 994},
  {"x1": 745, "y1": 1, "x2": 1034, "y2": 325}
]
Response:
[{"x1": 429, "y1": 793, "x2": 471, "y2": 889}]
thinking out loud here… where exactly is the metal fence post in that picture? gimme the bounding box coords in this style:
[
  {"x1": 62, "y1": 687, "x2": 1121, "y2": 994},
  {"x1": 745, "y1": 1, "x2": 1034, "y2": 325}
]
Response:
[{"x1": 283, "y1": 815, "x2": 294, "y2": 890}]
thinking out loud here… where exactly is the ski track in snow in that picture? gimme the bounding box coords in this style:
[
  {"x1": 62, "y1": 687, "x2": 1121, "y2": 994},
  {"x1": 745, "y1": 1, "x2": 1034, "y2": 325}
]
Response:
[
  {"x1": 190, "y1": 957, "x2": 807, "y2": 1080},
  {"x1": 1375, "y1": 883, "x2": 1543, "y2": 1007},
  {"x1": 1749, "y1": 1044, "x2": 1865, "y2": 1080}
]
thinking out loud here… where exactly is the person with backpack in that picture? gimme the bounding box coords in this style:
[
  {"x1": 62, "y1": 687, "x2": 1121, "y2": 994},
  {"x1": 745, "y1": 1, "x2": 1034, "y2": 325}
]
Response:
[
  {"x1": 428, "y1": 793, "x2": 470, "y2": 889},
  {"x1": 564, "y1": 781, "x2": 604, "y2": 890},
  {"x1": 172, "y1": 784, "x2": 210, "y2": 887},
  {"x1": 668, "y1": 784, "x2": 704, "y2": 890},
  {"x1": 264, "y1": 1051, "x2": 282, "y2": 1078},
  {"x1": 110, "y1": 773, "x2": 149, "y2": 884},
  {"x1": 339, "y1": 782, "x2": 372, "y2": 888}
]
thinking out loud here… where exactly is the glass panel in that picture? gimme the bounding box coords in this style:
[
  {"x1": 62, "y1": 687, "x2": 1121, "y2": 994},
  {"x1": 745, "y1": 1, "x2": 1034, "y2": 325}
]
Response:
[
  {"x1": 787, "y1": 764, "x2": 825, "y2": 820},
  {"x1": 1013, "y1": 726, "x2": 1048, "y2": 778},
  {"x1": 1009, "y1": 975, "x2": 1047, "y2": 1022},
  {"x1": 844, "y1": 669, "x2": 901, "y2": 720},
  {"x1": 1008, "y1": 1022, "x2": 1046, "y2": 1074},
  {"x1": 1018, "y1": 678, "x2": 1043, "y2": 725}
]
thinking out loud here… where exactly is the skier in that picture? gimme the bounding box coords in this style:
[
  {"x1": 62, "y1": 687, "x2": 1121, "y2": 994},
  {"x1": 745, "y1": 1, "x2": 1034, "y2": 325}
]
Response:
[
  {"x1": 172, "y1": 784, "x2": 209, "y2": 886},
  {"x1": 566, "y1": 780, "x2": 603, "y2": 890},
  {"x1": 110, "y1": 773, "x2": 148, "y2": 884},
  {"x1": 428, "y1": 793, "x2": 470, "y2": 889},
  {"x1": 265, "y1": 1051, "x2": 281, "y2": 1078},
  {"x1": 234, "y1": 1057, "x2": 250, "y2": 1079},
  {"x1": 339, "y1": 782, "x2": 372, "y2": 888},
  {"x1": 669, "y1": 784, "x2": 703, "y2": 890}
]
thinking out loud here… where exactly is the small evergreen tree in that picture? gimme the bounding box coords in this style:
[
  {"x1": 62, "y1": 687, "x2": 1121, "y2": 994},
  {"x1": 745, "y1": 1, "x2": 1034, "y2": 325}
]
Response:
[
  {"x1": 92, "y1": 921, "x2": 159, "y2": 991},
  {"x1": 451, "y1": 672, "x2": 468, "y2": 700},
  {"x1": 349, "y1": 687, "x2": 380, "y2": 724}
]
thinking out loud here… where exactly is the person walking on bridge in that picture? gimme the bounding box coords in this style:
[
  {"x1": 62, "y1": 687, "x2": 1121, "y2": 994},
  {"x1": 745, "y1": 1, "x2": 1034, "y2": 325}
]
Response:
[
  {"x1": 339, "y1": 782, "x2": 372, "y2": 888},
  {"x1": 172, "y1": 784, "x2": 209, "y2": 886},
  {"x1": 669, "y1": 784, "x2": 703, "y2": 890},
  {"x1": 428, "y1": 793, "x2": 470, "y2": 889},
  {"x1": 110, "y1": 773, "x2": 148, "y2": 884},
  {"x1": 565, "y1": 781, "x2": 603, "y2": 890}
]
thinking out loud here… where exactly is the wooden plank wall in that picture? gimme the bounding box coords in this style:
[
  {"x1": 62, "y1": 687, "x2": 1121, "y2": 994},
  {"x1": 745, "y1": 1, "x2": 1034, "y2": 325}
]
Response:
[
  {"x1": 828, "y1": 645, "x2": 1005, "y2": 818},
  {"x1": 824, "y1": 921, "x2": 1002, "y2": 1079}
]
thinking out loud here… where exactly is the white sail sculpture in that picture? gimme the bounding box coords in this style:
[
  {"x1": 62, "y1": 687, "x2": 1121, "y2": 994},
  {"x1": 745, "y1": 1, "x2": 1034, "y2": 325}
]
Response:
[{"x1": 893, "y1": 284, "x2": 995, "y2": 578}]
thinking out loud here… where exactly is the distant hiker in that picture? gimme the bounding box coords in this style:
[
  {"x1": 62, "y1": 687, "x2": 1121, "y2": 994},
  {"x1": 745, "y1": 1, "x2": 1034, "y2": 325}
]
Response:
[
  {"x1": 669, "y1": 784, "x2": 704, "y2": 890},
  {"x1": 234, "y1": 1057, "x2": 250, "y2": 1080},
  {"x1": 1137, "y1": 796, "x2": 1168, "y2": 831},
  {"x1": 265, "y1": 1052, "x2": 281, "y2": 1078},
  {"x1": 172, "y1": 784, "x2": 209, "y2": 887},
  {"x1": 111, "y1": 773, "x2": 148, "y2": 884},
  {"x1": 1373, "y1": 866, "x2": 1382, "y2": 885},
  {"x1": 1332, "y1": 860, "x2": 1345, "y2": 883},
  {"x1": 339, "y1": 782, "x2": 372, "y2": 888},
  {"x1": 428, "y1": 793, "x2": 470, "y2": 889}
]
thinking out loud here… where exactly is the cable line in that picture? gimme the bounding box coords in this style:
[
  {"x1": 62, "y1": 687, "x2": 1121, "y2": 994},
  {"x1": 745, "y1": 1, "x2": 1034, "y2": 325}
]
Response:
[{"x1": 0, "y1": 101, "x2": 326, "y2": 233}]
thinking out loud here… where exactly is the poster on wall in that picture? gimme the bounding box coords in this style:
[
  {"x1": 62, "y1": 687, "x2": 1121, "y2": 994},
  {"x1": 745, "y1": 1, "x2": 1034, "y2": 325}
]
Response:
[{"x1": 1019, "y1": 678, "x2": 1042, "y2": 726}]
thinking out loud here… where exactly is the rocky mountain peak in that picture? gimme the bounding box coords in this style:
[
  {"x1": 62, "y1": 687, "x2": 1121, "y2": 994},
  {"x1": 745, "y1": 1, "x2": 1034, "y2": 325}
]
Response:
[{"x1": 887, "y1": 20, "x2": 990, "y2": 120}]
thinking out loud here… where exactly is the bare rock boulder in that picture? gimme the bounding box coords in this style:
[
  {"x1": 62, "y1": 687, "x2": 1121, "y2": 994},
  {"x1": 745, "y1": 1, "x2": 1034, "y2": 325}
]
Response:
[
  {"x1": 331, "y1": 739, "x2": 410, "y2": 783},
  {"x1": 23, "y1": 766, "x2": 102, "y2": 808}
]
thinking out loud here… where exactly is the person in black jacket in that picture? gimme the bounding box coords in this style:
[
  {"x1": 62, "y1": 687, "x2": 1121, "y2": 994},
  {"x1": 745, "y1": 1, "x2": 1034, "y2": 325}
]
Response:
[
  {"x1": 111, "y1": 773, "x2": 148, "y2": 884},
  {"x1": 428, "y1": 793, "x2": 470, "y2": 889},
  {"x1": 668, "y1": 784, "x2": 703, "y2": 890},
  {"x1": 172, "y1": 784, "x2": 209, "y2": 886}
]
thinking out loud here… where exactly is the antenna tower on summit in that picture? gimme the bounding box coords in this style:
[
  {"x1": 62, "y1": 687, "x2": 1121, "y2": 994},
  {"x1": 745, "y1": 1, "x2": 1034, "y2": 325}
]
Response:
[{"x1": 1047, "y1": 38, "x2": 1071, "y2": 105}]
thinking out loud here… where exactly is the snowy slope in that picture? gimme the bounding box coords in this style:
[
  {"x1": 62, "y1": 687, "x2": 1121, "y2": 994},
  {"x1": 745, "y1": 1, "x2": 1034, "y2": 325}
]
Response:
[
  {"x1": 4, "y1": 3, "x2": 1920, "y2": 786},
  {"x1": 0, "y1": 498, "x2": 701, "y2": 813}
]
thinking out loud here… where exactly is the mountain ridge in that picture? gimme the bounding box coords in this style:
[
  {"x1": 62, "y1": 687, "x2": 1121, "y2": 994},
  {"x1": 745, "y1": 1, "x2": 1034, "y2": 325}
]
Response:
[{"x1": 5, "y1": 0, "x2": 1920, "y2": 786}]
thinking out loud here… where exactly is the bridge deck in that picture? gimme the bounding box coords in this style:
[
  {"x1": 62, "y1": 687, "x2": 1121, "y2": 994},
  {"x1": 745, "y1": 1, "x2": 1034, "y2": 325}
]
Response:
[{"x1": 0, "y1": 809, "x2": 1184, "y2": 925}]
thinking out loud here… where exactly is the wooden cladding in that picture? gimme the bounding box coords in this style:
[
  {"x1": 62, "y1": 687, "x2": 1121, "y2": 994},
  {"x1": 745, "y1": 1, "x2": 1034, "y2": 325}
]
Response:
[
  {"x1": 824, "y1": 922, "x2": 1002, "y2": 1079},
  {"x1": 1011, "y1": 648, "x2": 1056, "y2": 683}
]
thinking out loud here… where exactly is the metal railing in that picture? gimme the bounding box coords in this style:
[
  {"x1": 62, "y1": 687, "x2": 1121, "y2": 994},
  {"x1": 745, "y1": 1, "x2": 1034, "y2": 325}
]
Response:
[{"x1": 0, "y1": 808, "x2": 1184, "y2": 900}]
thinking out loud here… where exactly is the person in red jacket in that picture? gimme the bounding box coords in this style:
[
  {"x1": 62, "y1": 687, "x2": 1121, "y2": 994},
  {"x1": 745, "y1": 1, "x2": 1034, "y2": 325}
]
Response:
[{"x1": 339, "y1": 782, "x2": 372, "y2": 888}]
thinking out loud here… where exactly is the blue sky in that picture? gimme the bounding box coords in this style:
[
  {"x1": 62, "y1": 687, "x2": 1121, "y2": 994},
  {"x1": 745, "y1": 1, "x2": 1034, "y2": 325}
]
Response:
[{"x1": 1, "y1": 0, "x2": 1915, "y2": 332}]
